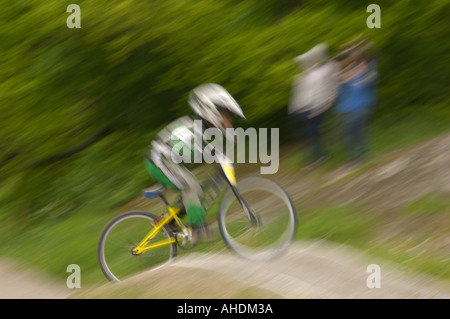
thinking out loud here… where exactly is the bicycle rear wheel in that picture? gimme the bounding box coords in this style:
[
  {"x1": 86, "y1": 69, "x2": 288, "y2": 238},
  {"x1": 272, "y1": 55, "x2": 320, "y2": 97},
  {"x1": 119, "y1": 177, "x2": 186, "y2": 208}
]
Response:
[
  {"x1": 218, "y1": 177, "x2": 297, "y2": 261},
  {"x1": 98, "y1": 211, "x2": 177, "y2": 281}
]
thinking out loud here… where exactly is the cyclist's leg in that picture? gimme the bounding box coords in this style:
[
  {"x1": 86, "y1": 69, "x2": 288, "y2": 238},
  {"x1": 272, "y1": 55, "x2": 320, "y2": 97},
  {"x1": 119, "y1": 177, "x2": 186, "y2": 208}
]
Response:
[
  {"x1": 145, "y1": 156, "x2": 206, "y2": 228},
  {"x1": 179, "y1": 171, "x2": 205, "y2": 228},
  {"x1": 169, "y1": 163, "x2": 205, "y2": 228},
  {"x1": 144, "y1": 157, "x2": 179, "y2": 190},
  {"x1": 180, "y1": 181, "x2": 211, "y2": 243}
]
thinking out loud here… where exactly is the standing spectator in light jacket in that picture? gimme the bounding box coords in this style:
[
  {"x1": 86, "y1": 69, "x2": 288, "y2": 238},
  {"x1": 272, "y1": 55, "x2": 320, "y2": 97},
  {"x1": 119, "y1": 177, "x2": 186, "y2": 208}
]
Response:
[{"x1": 288, "y1": 43, "x2": 340, "y2": 166}]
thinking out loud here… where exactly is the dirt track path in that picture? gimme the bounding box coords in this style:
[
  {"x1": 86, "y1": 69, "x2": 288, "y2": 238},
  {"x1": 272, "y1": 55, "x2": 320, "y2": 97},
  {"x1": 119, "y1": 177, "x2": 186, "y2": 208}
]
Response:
[
  {"x1": 3, "y1": 240, "x2": 449, "y2": 299},
  {"x1": 0, "y1": 259, "x2": 69, "y2": 299},
  {"x1": 71, "y1": 241, "x2": 450, "y2": 299}
]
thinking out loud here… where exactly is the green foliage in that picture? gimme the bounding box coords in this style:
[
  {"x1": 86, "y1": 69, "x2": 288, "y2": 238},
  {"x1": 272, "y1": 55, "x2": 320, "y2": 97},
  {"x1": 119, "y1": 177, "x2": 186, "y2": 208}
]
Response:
[{"x1": 0, "y1": 0, "x2": 449, "y2": 223}]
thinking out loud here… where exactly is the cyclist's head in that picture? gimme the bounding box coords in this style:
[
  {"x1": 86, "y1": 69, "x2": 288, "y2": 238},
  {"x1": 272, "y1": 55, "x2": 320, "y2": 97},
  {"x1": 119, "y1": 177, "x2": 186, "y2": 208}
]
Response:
[{"x1": 188, "y1": 83, "x2": 246, "y2": 131}]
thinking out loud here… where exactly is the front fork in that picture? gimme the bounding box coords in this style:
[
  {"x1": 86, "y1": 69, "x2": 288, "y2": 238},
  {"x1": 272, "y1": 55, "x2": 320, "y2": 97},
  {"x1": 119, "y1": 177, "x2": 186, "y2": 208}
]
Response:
[
  {"x1": 230, "y1": 184, "x2": 259, "y2": 227},
  {"x1": 221, "y1": 162, "x2": 259, "y2": 226}
]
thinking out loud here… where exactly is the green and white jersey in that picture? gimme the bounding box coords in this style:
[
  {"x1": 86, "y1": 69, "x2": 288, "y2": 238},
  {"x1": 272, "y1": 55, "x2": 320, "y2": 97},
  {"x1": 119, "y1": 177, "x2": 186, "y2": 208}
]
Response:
[
  {"x1": 151, "y1": 116, "x2": 203, "y2": 163},
  {"x1": 149, "y1": 115, "x2": 232, "y2": 189}
]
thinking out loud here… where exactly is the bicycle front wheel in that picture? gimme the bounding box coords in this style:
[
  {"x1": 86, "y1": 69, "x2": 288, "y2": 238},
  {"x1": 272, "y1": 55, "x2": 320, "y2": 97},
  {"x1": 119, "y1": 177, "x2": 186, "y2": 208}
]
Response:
[
  {"x1": 218, "y1": 177, "x2": 297, "y2": 261},
  {"x1": 97, "y1": 211, "x2": 177, "y2": 282}
]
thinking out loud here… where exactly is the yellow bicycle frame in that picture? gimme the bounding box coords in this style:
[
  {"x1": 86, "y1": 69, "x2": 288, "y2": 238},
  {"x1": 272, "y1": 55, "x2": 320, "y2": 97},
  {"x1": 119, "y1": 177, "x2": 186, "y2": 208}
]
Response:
[
  {"x1": 131, "y1": 205, "x2": 183, "y2": 255},
  {"x1": 132, "y1": 163, "x2": 236, "y2": 255}
]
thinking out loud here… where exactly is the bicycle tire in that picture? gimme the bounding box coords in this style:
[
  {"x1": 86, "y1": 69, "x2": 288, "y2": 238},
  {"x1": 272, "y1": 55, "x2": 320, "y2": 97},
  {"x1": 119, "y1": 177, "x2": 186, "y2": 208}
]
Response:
[
  {"x1": 97, "y1": 211, "x2": 177, "y2": 281},
  {"x1": 218, "y1": 177, "x2": 297, "y2": 261}
]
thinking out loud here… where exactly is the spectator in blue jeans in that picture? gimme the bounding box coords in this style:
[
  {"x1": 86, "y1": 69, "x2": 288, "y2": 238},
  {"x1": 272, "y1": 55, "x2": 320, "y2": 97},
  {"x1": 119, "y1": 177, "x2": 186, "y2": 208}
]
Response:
[{"x1": 335, "y1": 39, "x2": 378, "y2": 165}]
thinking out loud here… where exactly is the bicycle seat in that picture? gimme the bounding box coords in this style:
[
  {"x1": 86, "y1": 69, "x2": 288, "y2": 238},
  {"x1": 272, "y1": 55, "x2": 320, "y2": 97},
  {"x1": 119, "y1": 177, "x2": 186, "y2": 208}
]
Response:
[{"x1": 142, "y1": 185, "x2": 166, "y2": 199}]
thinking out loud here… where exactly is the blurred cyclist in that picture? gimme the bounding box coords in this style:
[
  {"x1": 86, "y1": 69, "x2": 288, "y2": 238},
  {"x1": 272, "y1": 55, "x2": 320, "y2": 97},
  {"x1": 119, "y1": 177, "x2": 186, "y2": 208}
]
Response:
[{"x1": 144, "y1": 83, "x2": 246, "y2": 243}]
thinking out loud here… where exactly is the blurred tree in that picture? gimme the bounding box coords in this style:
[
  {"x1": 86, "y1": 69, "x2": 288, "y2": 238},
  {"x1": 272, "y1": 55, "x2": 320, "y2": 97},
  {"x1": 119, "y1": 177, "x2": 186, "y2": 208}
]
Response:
[{"x1": 0, "y1": 0, "x2": 448, "y2": 222}]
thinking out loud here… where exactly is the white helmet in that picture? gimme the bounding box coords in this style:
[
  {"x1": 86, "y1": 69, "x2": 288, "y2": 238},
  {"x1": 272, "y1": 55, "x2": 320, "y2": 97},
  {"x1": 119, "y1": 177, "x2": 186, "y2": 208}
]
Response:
[{"x1": 188, "y1": 83, "x2": 246, "y2": 131}]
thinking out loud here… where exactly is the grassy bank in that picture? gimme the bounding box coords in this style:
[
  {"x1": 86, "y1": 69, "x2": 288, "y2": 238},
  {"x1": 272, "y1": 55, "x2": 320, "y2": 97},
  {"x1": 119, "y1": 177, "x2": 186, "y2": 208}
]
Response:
[{"x1": 0, "y1": 106, "x2": 449, "y2": 286}]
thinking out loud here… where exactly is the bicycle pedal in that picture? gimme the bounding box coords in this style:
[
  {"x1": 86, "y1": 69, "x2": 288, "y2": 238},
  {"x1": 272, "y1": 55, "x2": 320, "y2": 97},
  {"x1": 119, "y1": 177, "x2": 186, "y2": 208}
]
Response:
[
  {"x1": 175, "y1": 232, "x2": 187, "y2": 242},
  {"x1": 175, "y1": 229, "x2": 195, "y2": 249}
]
